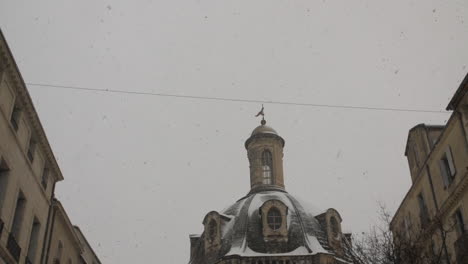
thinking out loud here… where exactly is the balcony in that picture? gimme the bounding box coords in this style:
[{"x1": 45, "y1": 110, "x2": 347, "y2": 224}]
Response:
[
  {"x1": 7, "y1": 233, "x2": 21, "y2": 262},
  {"x1": 455, "y1": 233, "x2": 468, "y2": 264}
]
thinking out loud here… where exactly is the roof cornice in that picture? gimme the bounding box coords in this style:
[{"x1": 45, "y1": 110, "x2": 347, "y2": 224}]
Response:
[
  {"x1": 447, "y1": 72, "x2": 468, "y2": 111},
  {"x1": 0, "y1": 29, "x2": 64, "y2": 181}
]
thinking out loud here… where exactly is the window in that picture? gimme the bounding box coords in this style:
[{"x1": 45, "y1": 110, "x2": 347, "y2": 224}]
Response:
[
  {"x1": 41, "y1": 167, "x2": 49, "y2": 190},
  {"x1": 412, "y1": 146, "x2": 420, "y2": 168},
  {"x1": 208, "y1": 219, "x2": 217, "y2": 242},
  {"x1": 454, "y1": 209, "x2": 465, "y2": 237},
  {"x1": 267, "y1": 207, "x2": 282, "y2": 230},
  {"x1": 262, "y1": 150, "x2": 273, "y2": 184},
  {"x1": 404, "y1": 214, "x2": 412, "y2": 240},
  {"x1": 0, "y1": 158, "x2": 9, "y2": 210},
  {"x1": 11, "y1": 191, "x2": 26, "y2": 238},
  {"x1": 27, "y1": 218, "x2": 41, "y2": 262},
  {"x1": 27, "y1": 138, "x2": 36, "y2": 163},
  {"x1": 55, "y1": 241, "x2": 63, "y2": 263},
  {"x1": 439, "y1": 146, "x2": 456, "y2": 187},
  {"x1": 418, "y1": 193, "x2": 429, "y2": 228},
  {"x1": 10, "y1": 106, "x2": 21, "y2": 131},
  {"x1": 330, "y1": 217, "x2": 340, "y2": 239}
]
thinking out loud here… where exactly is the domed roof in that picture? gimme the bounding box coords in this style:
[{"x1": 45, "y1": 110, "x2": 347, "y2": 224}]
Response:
[
  {"x1": 251, "y1": 124, "x2": 279, "y2": 136},
  {"x1": 245, "y1": 121, "x2": 285, "y2": 149},
  {"x1": 190, "y1": 190, "x2": 335, "y2": 263}
]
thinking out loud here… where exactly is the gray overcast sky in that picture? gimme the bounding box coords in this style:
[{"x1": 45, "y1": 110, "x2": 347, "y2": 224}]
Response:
[{"x1": 1, "y1": 0, "x2": 467, "y2": 263}]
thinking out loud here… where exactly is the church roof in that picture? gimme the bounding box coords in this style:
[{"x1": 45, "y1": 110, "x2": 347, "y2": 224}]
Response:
[{"x1": 189, "y1": 190, "x2": 339, "y2": 263}]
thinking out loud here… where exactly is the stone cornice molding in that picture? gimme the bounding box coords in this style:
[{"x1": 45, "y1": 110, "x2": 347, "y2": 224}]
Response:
[
  {"x1": 0, "y1": 30, "x2": 64, "y2": 182},
  {"x1": 414, "y1": 170, "x2": 468, "y2": 243}
]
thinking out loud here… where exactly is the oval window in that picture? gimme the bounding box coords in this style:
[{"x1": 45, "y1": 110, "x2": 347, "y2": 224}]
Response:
[{"x1": 267, "y1": 208, "x2": 282, "y2": 230}]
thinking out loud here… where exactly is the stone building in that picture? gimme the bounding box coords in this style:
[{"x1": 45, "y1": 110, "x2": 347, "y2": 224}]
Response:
[
  {"x1": 0, "y1": 29, "x2": 101, "y2": 264},
  {"x1": 188, "y1": 119, "x2": 352, "y2": 264},
  {"x1": 390, "y1": 73, "x2": 468, "y2": 263}
]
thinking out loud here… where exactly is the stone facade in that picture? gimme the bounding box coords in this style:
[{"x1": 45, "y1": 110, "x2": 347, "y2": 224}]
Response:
[
  {"x1": 188, "y1": 121, "x2": 352, "y2": 264},
  {"x1": 0, "y1": 29, "x2": 101, "y2": 264},
  {"x1": 391, "y1": 73, "x2": 468, "y2": 263}
]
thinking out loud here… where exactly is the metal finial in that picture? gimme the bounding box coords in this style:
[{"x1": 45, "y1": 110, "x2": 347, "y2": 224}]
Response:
[{"x1": 255, "y1": 105, "x2": 266, "y2": 125}]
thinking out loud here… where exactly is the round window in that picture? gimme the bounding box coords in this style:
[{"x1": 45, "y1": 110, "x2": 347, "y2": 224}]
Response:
[{"x1": 267, "y1": 208, "x2": 282, "y2": 230}]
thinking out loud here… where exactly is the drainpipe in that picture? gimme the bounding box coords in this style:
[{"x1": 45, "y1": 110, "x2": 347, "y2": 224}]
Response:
[
  {"x1": 39, "y1": 182, "x2": 55, "y2": 263},
  {"x1": 40, "y1": 181, "x2": 56, "y2": 264}
]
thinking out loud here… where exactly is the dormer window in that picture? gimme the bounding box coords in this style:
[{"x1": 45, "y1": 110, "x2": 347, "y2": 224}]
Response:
[
  {"x1": 262, "y1": 150, "x2": 273, "y2": 184},
  {"x1": 260, "y1": 200, "x2": 288, "y2": 241},
  {"x1": 202, "y1": 211, "x2": 227, "y2": 253}
]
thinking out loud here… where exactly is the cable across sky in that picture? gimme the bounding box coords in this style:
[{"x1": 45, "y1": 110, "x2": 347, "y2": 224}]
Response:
[{"x1": 26, "y1": 82, "x2": 450, "y2": 114}]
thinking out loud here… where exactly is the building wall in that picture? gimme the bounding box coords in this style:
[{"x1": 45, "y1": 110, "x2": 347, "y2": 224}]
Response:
[
  {"x1": 73, "y1": 227, "x2": 101, "y2": 264},
  {"x1": 0, "y1": 31, "x2": 60, "y2": 264},
  {"x1": 391, "y1": 77, "x2": 468, "y2": 263},
  {"x1": 45, "y1": 202, "x2": 82, "y2": 264},
  {"x1": 0, "y1": 30, "x2": 101, "y2": 264}
]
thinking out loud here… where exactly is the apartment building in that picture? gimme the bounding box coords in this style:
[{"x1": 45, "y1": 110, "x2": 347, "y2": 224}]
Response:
[
  {"x1": 0, "y1": 29, "x2": 101, "y2": 264},
  {"x1": 391, "y1": 73, "x2": 468, "y2": 263}
]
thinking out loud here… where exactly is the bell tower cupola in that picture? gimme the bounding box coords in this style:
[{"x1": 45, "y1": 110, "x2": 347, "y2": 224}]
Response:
[{"x1": 245, "y1": 109, "x2": 285, "y2": 194}]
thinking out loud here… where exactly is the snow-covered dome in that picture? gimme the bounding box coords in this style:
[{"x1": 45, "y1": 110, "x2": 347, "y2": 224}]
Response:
[
  {"x1": 189, "y1": 189, "x2": 340, "y2": 263},
  {"x1": 188, "y1": 118, "x2": 350, "y2": 264}
]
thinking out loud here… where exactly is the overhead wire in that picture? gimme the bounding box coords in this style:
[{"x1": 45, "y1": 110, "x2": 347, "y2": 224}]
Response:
[{"x1": 25, "y1": 82, "x2": 450, "y2": 114}]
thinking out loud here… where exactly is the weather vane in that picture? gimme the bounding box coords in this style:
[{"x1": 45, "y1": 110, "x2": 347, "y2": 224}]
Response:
[{"x1": 255, "y1": 104, "x2": 266, "y2": 125}]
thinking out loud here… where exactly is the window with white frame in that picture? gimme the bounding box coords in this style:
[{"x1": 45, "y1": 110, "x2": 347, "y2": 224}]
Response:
[
  {"x1": 266, "y1": 207, "x2": 282, "y2": 230},
  {"x1": 261, "y1": 150, "x2": 273, "y2": 185},
  {"x1": 41, "y1": 167, "x2": 49, "y2": 190},
  {"x1": 438, "y1": 146, "x2": 456, "y2": 187},
  {"x1": 27, "y1": 137, "x2": 36, "y2": 163},
  {"x1": 10, "y1": 105, "x2": 21, "y2": 131}
]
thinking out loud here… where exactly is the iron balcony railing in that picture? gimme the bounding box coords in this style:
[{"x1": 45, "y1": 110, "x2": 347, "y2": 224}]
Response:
[
  {"x1": 455, "y1": 233, "x2": 468, "y2": 264},
  {"x1": 7, "y1": 233, "x2": 21, "y2": 262}
]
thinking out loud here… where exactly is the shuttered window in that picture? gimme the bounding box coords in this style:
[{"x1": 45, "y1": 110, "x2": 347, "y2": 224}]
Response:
[{"x1": 439, "y1": 146, "x2": 456, "y2": 188}]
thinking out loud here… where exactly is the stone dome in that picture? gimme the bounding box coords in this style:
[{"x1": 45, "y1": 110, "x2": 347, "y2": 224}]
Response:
[
  {"x1": 245, "y1": 122, "x2": 285, "y2": 149},
  {"x1": 189, "y1": 190, "x2": 337, "y2": 263},
  {"x1": 251, "y1": 124, "x2": 279, "y2": 136}
]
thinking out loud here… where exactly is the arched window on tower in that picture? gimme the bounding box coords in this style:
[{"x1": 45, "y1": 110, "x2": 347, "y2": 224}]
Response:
[{"x1": 262, "y1": 150, "x2": 273, "y2": 184}]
